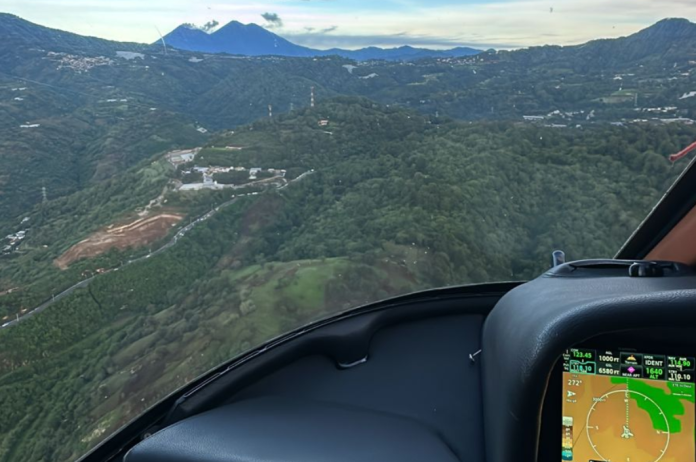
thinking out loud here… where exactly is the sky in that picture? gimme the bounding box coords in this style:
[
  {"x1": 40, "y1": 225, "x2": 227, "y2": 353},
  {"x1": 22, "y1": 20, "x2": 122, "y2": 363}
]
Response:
[{"x1": 2, "y1": 0, "x2": 696, "y2": 50}]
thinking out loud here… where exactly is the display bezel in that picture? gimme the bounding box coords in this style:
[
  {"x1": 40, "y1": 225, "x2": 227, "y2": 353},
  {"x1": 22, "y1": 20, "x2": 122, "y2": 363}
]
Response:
[{"x1": 539, "y1": 333, "x2": 696, "y2": 462}]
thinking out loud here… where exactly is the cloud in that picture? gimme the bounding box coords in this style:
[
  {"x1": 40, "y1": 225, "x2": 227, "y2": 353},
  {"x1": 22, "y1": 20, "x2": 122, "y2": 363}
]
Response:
[
  {"x1": 283, "y1": 0, "x2": 696, "y2": 50},
  {"x1": 282, "y1": 31, "x2": 509, "y2": 50},
  {"x1": 302, "y1": 25, "x2": 339, "y2": 34},
  {"x1": 200, "y1": 20, "x2": 219, "y2": 32},
  {"x1": 261, "y1": 12, "x2": 283, "y2": 28}
]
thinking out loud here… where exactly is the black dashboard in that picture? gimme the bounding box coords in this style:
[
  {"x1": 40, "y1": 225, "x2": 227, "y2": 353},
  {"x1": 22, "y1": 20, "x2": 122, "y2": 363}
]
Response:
[
  {"x1": 484, "y1": 261, "x2": 696, "y2": 462},
  {"x1": 103, "y1": 261, "x2": 696, "y2": 462}
]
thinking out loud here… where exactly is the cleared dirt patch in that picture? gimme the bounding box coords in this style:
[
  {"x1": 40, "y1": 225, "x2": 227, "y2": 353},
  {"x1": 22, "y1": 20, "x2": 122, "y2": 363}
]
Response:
[{"x1": 55, "y1": 213, "x2": 183, "y2": 269}]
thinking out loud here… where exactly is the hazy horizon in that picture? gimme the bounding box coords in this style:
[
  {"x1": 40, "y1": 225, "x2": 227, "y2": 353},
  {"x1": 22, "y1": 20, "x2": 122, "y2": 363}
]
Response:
[{"x1": 2, "y1": 0, "x2": 696, "y2": 51}]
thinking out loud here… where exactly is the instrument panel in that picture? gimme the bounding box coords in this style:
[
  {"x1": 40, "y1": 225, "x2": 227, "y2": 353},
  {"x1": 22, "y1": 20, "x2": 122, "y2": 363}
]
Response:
[{"x1": 561, "y1": 348, "x2": 696, "y2": 462}]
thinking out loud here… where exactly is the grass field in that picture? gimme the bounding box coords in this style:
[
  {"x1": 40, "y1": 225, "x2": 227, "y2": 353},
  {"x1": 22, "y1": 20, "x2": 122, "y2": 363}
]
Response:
[{"x1": 54, "y1": 250, "x2": 429, "y2": 451}]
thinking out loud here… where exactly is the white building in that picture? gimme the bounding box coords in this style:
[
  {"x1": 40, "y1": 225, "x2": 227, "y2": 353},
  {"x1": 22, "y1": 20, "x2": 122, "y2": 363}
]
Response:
[{"x1": 249, "y1": 168, "x2": 262, "y2": 180}]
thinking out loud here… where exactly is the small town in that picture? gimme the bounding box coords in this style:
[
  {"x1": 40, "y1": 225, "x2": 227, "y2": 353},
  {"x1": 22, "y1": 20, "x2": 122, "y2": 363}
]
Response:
[
  {"x1": 165, "y1": 147, "x2": 289, "y2": 191},
  {"x1": 45, "y1": 51, "x2": 115, "y2": 72},
  {"x1": 521, "y1": 102, "x2": 696, "y2": 128},
  {"x1": 3, "y1": 229, "x2": 27, "y2": 255}
]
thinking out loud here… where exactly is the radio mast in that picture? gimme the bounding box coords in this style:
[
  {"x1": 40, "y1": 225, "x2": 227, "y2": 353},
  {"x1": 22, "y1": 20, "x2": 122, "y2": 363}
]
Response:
[{"x1": 310, "y1": 86, "x2": 315, "y2": 108}]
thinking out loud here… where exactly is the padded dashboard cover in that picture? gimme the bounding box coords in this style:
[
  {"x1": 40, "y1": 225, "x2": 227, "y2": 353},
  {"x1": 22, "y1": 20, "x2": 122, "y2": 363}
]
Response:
[
  {"x1": 125, "y1": 396, "x2": 460, "y2": 462},
  {"x1": 481, "y1": 264, "x2": 696, "y2": 462}
]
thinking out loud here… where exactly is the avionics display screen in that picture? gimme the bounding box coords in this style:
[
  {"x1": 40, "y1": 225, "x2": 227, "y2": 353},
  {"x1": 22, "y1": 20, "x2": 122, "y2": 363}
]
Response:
[{"x1": 562, "y1": 348, "x2": 696, "y2": 462}]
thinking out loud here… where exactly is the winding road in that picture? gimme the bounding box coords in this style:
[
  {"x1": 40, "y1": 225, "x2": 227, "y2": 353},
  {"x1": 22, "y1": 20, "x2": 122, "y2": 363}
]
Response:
[
  {"x1": 1, "y1": 198, "x2": 238, "y2": 329},
  {"x1": 1, "y1": 170, "x2": 315, "y2": 330},
  {"x1": 1, "y1": 198, "x2": 241, "y2": 329}
]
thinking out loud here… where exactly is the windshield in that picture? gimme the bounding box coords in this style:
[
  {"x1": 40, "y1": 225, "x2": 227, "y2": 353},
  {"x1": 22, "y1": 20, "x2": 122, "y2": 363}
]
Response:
[{"x1": 1, "y1": 2, "x2": 695, "y2": 460}]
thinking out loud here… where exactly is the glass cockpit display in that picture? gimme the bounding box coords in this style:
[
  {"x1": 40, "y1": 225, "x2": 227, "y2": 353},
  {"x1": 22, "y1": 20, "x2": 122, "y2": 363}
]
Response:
[{"x1": 562, "y1": 348, "x2": 696, "y2": 462}]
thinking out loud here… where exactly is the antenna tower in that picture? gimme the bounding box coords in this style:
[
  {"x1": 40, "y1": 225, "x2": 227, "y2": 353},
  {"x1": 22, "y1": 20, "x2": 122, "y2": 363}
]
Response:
[
  {"x1": 311, "y1": 86, "x2": 315, "y2": 108},
  {"x1": 155, "y1": 27, "x2": 168, "y2": 55}
]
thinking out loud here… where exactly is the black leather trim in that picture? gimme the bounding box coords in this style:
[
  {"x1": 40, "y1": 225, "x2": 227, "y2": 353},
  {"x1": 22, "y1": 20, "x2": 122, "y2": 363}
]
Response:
[
  {"x1": 225, "y1": 315, "x2": 485, "y2": 461},
  {"x1": 124, "y1": 397, "x2": 460, "y2": 462}
]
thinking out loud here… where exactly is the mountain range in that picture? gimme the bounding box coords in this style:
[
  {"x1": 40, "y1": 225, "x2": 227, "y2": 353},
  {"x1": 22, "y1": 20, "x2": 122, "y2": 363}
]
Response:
[
  {"x1": 2, "y1": 12, "x2": 696, "y2": 225},
  {"x1": 0, "y1": 13, "x2": 144, "y2": 54},
  {"x1": 2, "y1": 13, "x2": 696, "y2": 64},
  {"x1": 496, "y1": 17, "x2": 696, "y2": 68},
  {"x1": 161, "y1": 21, "x2": 481, "y2": 61}
]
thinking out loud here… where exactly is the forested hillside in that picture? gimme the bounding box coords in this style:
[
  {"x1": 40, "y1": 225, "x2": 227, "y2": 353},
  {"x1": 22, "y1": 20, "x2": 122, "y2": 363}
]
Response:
[
  {"x1": 0, "y1": 13, "x2": 145, "y2": 54},
  {"x1": 0, "y1": 98, "x2": 692, "y2": 461},
  {"x1": 3, "y1": 16, "x2": 696, "y2": 227},
  {"x1": 0, "y1": 87, "x2": 207, "y2": 221}
]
